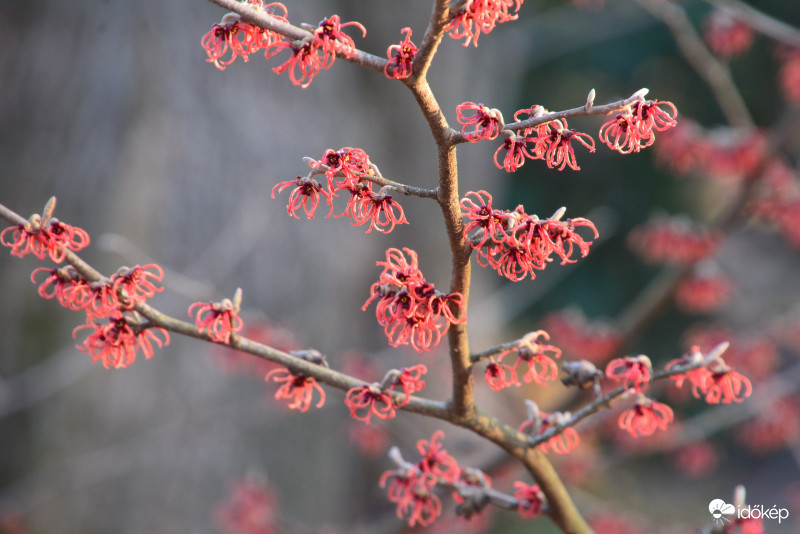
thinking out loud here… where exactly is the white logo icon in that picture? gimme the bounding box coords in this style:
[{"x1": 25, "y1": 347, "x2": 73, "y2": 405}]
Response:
[{"x1": 709, "y1": 499, "x2": 736, "y2": 525}]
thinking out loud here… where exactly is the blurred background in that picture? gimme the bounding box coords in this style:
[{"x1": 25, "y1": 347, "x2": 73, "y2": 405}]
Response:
[{"x1": 1, "y1": 0, "x2": 799, "y2": 532}]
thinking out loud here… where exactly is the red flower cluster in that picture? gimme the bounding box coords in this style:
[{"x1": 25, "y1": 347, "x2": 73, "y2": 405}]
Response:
[
  {"x1": 520, "y1": 410, "x2": 580, "y2": 455},
  {"x1": 379, "y1": 431, "x2": 460, "y2": 527},
  {"x1": 513, "y1": 481, "x2": 545, "y2": 519},
  {"x1": 778, "y1": 48, "x2": 800, "y2": 104},
  {"x1": 2, "y1": 213, "x2": 89, "y2": 264},
  {"x1": 213, "y1": 478, "x2": 280, "y2": 534},
  {"x1": 666, "y1": 345, "x2": 752, "y2": 404},
  {"x1": 456, "y1": 102, "x2": 504, "y2": 142},
  {"x1": 656, "y1": 120, "x2": 767, "y2": 183},
  {"x1": 494, "y1": 110, "x2": 595, "y2": 172},
  {"x1": 362, "y1": 248, "x2": 465, "y2": 352},
  {"x1": 265, "y1": 368, "x2": 326, "y2": 412},
  {"x1": 750, "y1": 160, "x2": 800, "y2": 249},
  {"x1": 674, "y1": 268, "x2": 732, "y2": 314},
  {"x1": 446, "y1": 0, "x2": 524, "y2": 47},
  {"x1": 737, "y1": 397, "x2": 800, "y2": 455},
  {"x1": 385, "y1": 27, "x2": 417, "y2": 80},
  {"x1": 618, "y1": 396, "x2": 674, "y2": 438},
  {"x1": 542, "y1": 308, "x2": 622, "y2": 363},
  {"x1": 344, "y1": 364, "x2": 426, "y2": 423},
  {"x1": 683, "y1": 324, "x2": 778, "y2": 381},
  {"x1": 201, "y1": 5, "x2": 366, "y2": 88},
  {"x1": 703, "y1": 10, "x2": 754, "y2": 60},
  {"x1": 605, "y1": 355, "x2": 652, "y2": 393},
  {"x1": 627, "y1": 214, "x2": 721, "y2": 265},
  {"x1": 461, "y1": 191, "x2": 598, "y2": 281},
  {"x1": 267, "y1": 14, "x2": 365, "y2": 88},
  {"x1": 272, "y1": 147, "x2": 408, "y2": 233},
  {"x1": 201, "y1": 4, "x2": 288, "y2": 71},
  {"x1": 598, "y1": 99, "x2": 677, "y2": 154},
  {"x1": 484, "y1": 330, "x2": 562, "y2": 390},
  {"x1": 189, "y1": 295, "x2": 244, "y2": 344},
  {"x1": 73, "y1": 314, "x2": 169, "y2": 369}
]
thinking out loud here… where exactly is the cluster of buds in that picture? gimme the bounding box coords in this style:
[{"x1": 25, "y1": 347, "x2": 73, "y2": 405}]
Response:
[
  {"x1": 363, "y1": 248, "x2": 465, "y2": 352},
  {"x1": 446, "y1": 0, "x2": 524, "y2": 47},
  {"x1": 201, "y1": 4, "x2": 365, "y2": 88},
  {"x1": 344, "y1": 365, "x2": 427, "y2": 423},
  {"x1": 272, "y1": 147, "x2": 408, "y2": 233},
  {"x1": 461, "y1": 191, "x2": 598, "y2": 282},
  {"x1": 627, "y1": 213, "x2": 721, "y2": 265}
]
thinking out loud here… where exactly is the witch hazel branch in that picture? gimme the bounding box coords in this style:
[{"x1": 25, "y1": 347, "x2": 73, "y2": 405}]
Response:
[{"x1": 6, "y1": 0, "x2": 790, "y2": 533}]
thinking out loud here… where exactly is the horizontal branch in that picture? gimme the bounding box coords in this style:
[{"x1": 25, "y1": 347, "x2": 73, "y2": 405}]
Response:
[{"x1": 451, "y1": 89, "x2": 649, "y2": 145}]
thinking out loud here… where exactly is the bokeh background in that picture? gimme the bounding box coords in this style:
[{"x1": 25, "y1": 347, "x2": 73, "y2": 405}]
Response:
[{"x1": 1, "y1": 0, "x2": 799, "y2": 532}]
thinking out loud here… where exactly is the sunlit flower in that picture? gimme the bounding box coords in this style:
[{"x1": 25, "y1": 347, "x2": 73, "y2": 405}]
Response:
[
  {"x1": 513, "y1": 481, "x2": 545, "y2": 519},
  {"x1": 379, "y1": 469, "x2": 441, "y2": 527},
  {"x1": 2, "y1": 215, "x2": 90, "y2": 263},
  {"x1": 456, "y1": 102, "x2": 503, "y2": 142},
  {"x1": 354, "y1": 187, "x2": 408, "y2": 234},
  {"x1": 110, "y1": 264, "x2": 164, "y2": 309},
  {"x1": 416, "y1": 430, "x2": 461, "y2": 483},
  {"x1": 484, "y1": 358, "x2": 518, "y2": 391},
  {"x1": 618, "y1": 397, "x2": 674, "y2": 438},
  {"x1": 544, "y1": 128, "x2": 596, "y2": 171},
  {"x1": 30, "y1": 265, "x2": 86, "y2": 309},
  {"x1": 605, "y1": 355, "x2": 652, "y2": 393},
  {"x1": 271, "y1": 175, "x2": 333, "y2": 219},
  {"x1": 73, "y1": 314, "x2": 169, "y2": 369},
  {"x1": 495, "y1": 330, "x2": 562, "y2": 386},
  {"x1": 445, "y1": 0, "x2": 524, "y2": 47},
  {"x1": 265, "y1": 368, "x2": 326, "y2": 412},
  {"x1": 520, "y1": 411, "x2": 580, "y2": 455},
  {"x1": 385, "y1": 27, "x2": 417, "y2": 79},
  {"x1": 599, "y1": 111, "x2": 655, "y2": 154},
  {"x1": 704, "y1": 367, "x2": 752, "y2": 404},
  {"x1": 345, "y1": 384, "x2": 396, "y2": 423},
  {"x1": 493, "y1": 132, "x2": 538, "y2": 172},
  {"x1": 189, "y1": 297, "x2": 244, "y2": 344}
]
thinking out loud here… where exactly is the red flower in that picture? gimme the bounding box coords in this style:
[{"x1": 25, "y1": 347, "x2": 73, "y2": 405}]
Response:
[
  {"x1": 445, "y1": 0, "x2": 524, "y2": 47},
  {"x1": 385, "y1": 27, "x2": 417, "y2": 79},
  {"x1": 2, "y1": 215, "x2": 89, "y2": 263},
  {"x1": 73, "y1": 314, "x2": 169, "y2": 369},
  {"x1": 313, "y1": 15, "x2": 366, "y2": 59},
  {"x1": 265, "y1": 368, "x2": 326, "y2": 412},
  {"x1": 618, "y1": 397, "x2": 674, "y2": 438},
  {"x1": 599, "y1": 112, "x2": 655, "y2": 154},
  {"x1": 110, "y1": 264, "x2": 164, "y2": 309},
  {"x1": 666, "y1": 346, "x2": 714, "y2": 398},
  {"x1": 493, "y1": 132, "x2": 538, "y2": 172},
  {"x1": 778, "y1": 48, "x2": 800, "y2": 104},
  {"x1": 345, "y1": 385, "x2": 396, "y2": 423},
  {"x1": 189, "y1": 297, "x2": 244, "y2": 344},
  {"x1": 704, "y1": 368, "x2": 752, "y2": 404},
  {"x1": 354, "y1": 187, "x2": 408, "y2": 234},
  {"x1": 460, "y1": 190, "x2": 508, "y2": 248},
  {"x1": 310, "y1": 147, "x2": 371, "y2": 190},
  {"x1": 69, "y1": 281, "x2": 120, "y2": 319},
  {"x1": 30, "y1": 266, "x2": 87, "y2": 309},
  {"x1": 386, "y1": 364, "x2": 427, "y2": 405},
  {"x1": 379, "y1": 469, "x2": 441, "y2": 527},
  {"x1": 605, "y1": 355, "x2": 652, "y2": 393},
  {"x1": 201, "y1": 5, "x2": 289, "y2": 71},
  {"x1": 704, "y1": 10, "x2": 754, "y2": 60},
  {"x1": 520, "y1": 411, "x2": 580, "y2": 455},
  {"x1": 495, "y1": 330, "x2": 562, "y2": 386},
  {"x1": 513, "y1": 481, "x2": 545, "y2": 519},
  {"x1": 544, "y1": 127, "x2": 596, "y2": 171},
  {"x1": 484, "y1": 358, "x2": 518, "y2": 391},
  {"x1": 415, "y1": 430, "x2": 461, "y2": 483},
  {"x1": 271, "y1": 175, "x2": 333, "y2": 219},
  {"x1": 456, "y1": 102, "x2": 503, "y2": 142},
  {"x1": 213, "y1": 478, "x2": 279, "y2": 534}
]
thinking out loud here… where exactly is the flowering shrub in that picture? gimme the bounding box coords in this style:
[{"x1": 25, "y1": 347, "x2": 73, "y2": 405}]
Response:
[{"x1": 7, "y1": 1, "x2": 800, "y2": 533}]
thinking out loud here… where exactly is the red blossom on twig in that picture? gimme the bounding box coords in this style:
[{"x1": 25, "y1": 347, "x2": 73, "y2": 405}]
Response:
[
  {"x1": 605, "y1": 355, "x2": 652, "y2": 393},
  {"x1": 189, "y1": 291, "x2": 244, "y2": 344},
  {"x1": 618, "y1": 396, "x2": 674, "y2": 438},
  {"x1": 110, "y1": 264, "x2": 164, "y2": 309},
  {"x1": 73, "y1": 314, "x2": 169, "y2": 369},
  {"x1": 2, "y1": 210, "x2": 90, "y2": 263},
  {"x1": 345, "y1": 385, "x2": 396, "y2": 423},
  {"x1": 514, "y1": 481, "x2": 545, "y2": 519},
  {"x1": 385, "y1": 27, "x2": 417, "y2": 80},
  {"x1": 265, "y1": 368, "x2": 326, "y2": 412},
  {"x1": 456, "y1": 102, "x2": 503, "y2": 142},
  {"x1": 271, "y1": 175, "x2": 333, "y2": 219},
  {"x1": 495, "y1": 330, "x2": 562, "y2": 386},
  {"x1": 445, "y1": 0, "x2": 524, "y2": 47}
]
